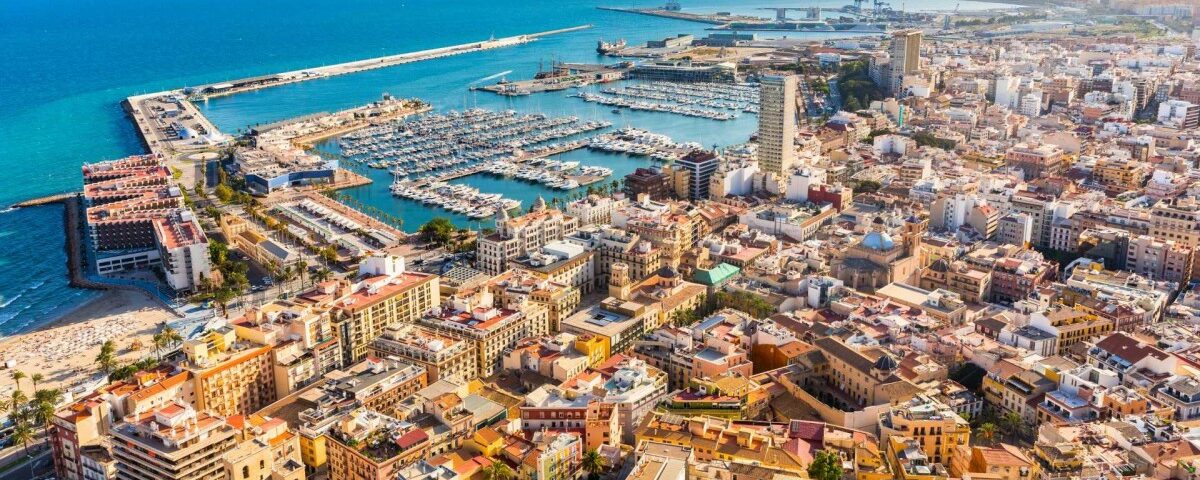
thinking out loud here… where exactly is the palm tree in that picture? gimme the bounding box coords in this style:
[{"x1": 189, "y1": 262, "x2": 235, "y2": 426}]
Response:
[
  {"x1": 9, "y1": 390, "x2": 27, "y2": 418},
  {"x1": 213, "y1": 287, "x2": 237, "y2": 317},
  {"x1": 582, "y1": 448, "x2": 608, "y2": 480},
  {"x1": 32, "y1": 389, "x2": 63, "y2": 439},
  {"x1": 10, "y1": 418, "x2": 33, "y2": 457},
  {"x1": 296, "y1": 259, "x2": 309, "y2": 286},
  {"x1": 976, "y1": 423, "x2": 997, "y2": 445},
  {"x1": 152, "y1": 333, "x2": 166, "y2": 360},
  {"x1": 312, "y1": 267, "x2": 332, "y2": 284},
  {"x1": 9, "y1": 371, "x2": 25, "y2": 393},
  {"x1": 29, "y1": 373, "x2": 43, "y2": 393},
  {"x1": 96, "y1": 340, "x2": 118, "y2": 376},
  {"x1": 482, "y1": 461, "x2": 514, "y2": 480},
  {"x1": 161, "y1": 325, "x2": 182, "y2": 347}
]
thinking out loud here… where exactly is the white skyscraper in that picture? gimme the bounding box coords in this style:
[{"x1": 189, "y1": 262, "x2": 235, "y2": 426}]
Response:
[{"x1": 758, "y1": 75, "x2": 797, "y2": 177}]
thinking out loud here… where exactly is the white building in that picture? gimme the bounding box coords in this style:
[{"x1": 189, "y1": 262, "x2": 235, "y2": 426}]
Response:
[
  {"x1": 1157, "y1": 100, "x2": 1200, "y2": 129},
  {"x1": 784, "y1": 167, "x2": 826, "y2": 203}
]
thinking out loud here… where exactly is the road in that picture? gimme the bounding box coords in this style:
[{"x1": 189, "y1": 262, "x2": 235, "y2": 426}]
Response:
[
  {"x1": 0, "y1": 446, "x2": 51, "y2": 480},
  {"x1": 827, "y1": 78, "x2": 843, "y2": 113}
]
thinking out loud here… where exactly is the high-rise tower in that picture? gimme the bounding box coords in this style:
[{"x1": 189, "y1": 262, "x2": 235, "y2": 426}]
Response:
[{"x1": 758, "y1": 75, "x2": 798, "y2": 177}]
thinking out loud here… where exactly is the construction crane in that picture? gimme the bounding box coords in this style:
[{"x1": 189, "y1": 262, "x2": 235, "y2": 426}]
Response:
[
  {"x1": 851, "y1": 0, "x2": 867, "y2": 12},
  {"x1": 757, "y1": 7, "x2": 819, "y2": 21}
]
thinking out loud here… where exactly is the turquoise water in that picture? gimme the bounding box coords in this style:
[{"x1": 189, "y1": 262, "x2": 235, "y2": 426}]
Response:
[{"x1": 0, "y1": 0, "x2": 1014, "y2": 333}]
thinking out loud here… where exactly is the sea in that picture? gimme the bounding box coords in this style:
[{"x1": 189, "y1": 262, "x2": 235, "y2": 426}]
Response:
[{"x1": 0, "y1": 0, "x2": 1016, "y2": 334}]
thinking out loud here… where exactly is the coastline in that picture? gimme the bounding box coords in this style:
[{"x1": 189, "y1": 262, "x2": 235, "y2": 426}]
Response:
[{"x1": 0, "y1": 289, "x2": 175, "y2": 398}]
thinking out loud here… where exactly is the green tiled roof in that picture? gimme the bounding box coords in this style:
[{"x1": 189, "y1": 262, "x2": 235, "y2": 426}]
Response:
[{"x1": 693, "y1": 263, "x2": 740, "y2": 285}]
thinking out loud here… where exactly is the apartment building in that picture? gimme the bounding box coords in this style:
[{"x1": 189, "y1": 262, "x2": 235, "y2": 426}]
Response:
[
  {"x1": 1005, "y1": 143, "x2": 1065, "y2": 180},
  {"x1": 180, "y1": 328, "x2": 276, "y2": 417},
  {"x1": 758, "y1": 75, "x2": 798, "y2": 177},
  {"x1": 1150, "y1": 197, "x2": 1200, "y2": 276},
  {"x1": 232, "y1": 301, "x2": 342, "y2": 398},
  {"x1": 418, "y1": 294, "x2": 531, "y2": 379},
  {"x1": 110, "y1": 402, "x2": 239, "y2": 480},
  {"x1": 878, "y1": 395, "x2": 971, "y2": 466},
  {"x1": 368, "y1": 324, "x2": 475, "y2": 383},
  {"x1": 476, "y1": 202, "x2": 579, "y2": 274},
  {"x1": 302, "y1": 254, "x2": 440, "y2": 366}
]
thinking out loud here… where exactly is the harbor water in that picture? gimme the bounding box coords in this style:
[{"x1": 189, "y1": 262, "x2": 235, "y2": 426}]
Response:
[{"x1": 0, "y1": 0, "x2": 1017, "y2": 333}]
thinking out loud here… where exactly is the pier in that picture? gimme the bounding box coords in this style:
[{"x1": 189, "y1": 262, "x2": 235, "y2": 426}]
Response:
[
  {"x1": 11, "y1": 192, "x2": 80, "y2": 209},
  {"x1": 596, "y1": 7, "x2": 755, "y2": 25},
  {"x1": 185, "y1": 25, "x2": 594, "y2": 101}
]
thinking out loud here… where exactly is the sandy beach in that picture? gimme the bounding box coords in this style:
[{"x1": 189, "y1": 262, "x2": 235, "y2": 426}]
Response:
[{"x1": 0, "y1": 289, "x2": 176, "y2": 399}]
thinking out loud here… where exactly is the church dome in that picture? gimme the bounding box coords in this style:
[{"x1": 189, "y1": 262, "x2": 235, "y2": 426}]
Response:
[
  {"x1": 873, "y1": 354, "x2": 898, "y2": 371},
  {"x1": 930, "y1": 258, "x2": 950, "y2": 273},
  {"x1": 861, "y1": 232, "x2": 895, "y2": 250}
]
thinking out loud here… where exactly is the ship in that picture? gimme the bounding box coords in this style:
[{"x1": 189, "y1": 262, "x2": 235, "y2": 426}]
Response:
[{"x1": 596, "y1": 39, "x2": 627, "y2": 55}]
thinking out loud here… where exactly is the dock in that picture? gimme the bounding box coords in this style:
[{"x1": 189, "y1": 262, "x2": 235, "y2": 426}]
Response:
[
  {"x1": 184, "y1": 25, "x2": 593, "y2": 101},
  {"x1": 12, "y1": 192, "x2": 80, "y2": 209},
  {"x1": 596, "y1": 7, "x2": 754, "y2": 25}
]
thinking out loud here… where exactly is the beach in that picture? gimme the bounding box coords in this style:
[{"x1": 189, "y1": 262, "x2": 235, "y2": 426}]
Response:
[{"x1": 0, "y1": 289, "x2": 176, "y2": 399}]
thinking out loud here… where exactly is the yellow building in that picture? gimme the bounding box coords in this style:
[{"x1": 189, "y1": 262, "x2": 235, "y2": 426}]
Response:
[
  {"x1": 949, "y1": 444, "x2": 1036, "y2": 480},
  {"x1": 878, "y1": 395, "x2": 971, "y2": 466},
  {"x1": 635, "y1": 413, "x2": 889, "y2": 479},
  {"x1": 886, "y1": 436, "x2": 949, "y2": 480},
  {"x1": 181, "y1": 328, "x2": 276, "y2": 417},
  {"x1": 304, "y1": 254, "x2": 440, "y2": 366},
  {"x1": 1028, "y1": 307, "x2": 1113, "y2": 355},
  {"x1": 573, "y1": 334, "x2": 610, "y2": 367},
  {"x1": 223, "y1": 414, "x2": 306, "y2": 480}
]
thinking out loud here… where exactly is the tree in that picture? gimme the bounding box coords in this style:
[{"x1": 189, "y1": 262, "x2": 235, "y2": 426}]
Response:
[
  {"x1": 581, "y1": 448, "x2": 608, "y2": 480},
  {"x1": 420, "y1": 217, "x2": 456, "y2": 247},
  {"x1": 30, "y1": 373, "x2": 43, "y2": 392},
  {"x1": 808, "y1": 449, "x2": 844, "y2": 480},
  {"x1": 976, "y1": 423, "x2": 997, "y2": 444},
  {"x1": 1001, "y1": 412, "x2": 1024, "y2": 440},
  {"x1": 214, "y1": 184, "x2": 235, "y2": 203},
  {"x1": 853, "y1": 180, "x2": 882, "y2": 194},
  {"x1": 296, "y1": 259, "x2": 309, "y2": 287},
  {"x1": 312, "y1": 267, "x2": 332, "y2": 284},
  {"x1": 208, "y1": 240, "x2": 229, "y2": 267},
  {"x1": 9, "y1": 370, "x2": 25, "y2": 393},
  {"x1": 482, "y1": 461, "x2": 514, "y2": 480},
  {"x1": 32, "y1": 388, "x2": 64, "y2": 439},
  {"x1": 10, "y1": 418, "x2": 33, "y2": 457},
  {"x1": 213, "y1": 287, "x2": 237, "y2": 317},
  {"x1": 95, "y1": 341, "x2": 118, "y2": 376}
]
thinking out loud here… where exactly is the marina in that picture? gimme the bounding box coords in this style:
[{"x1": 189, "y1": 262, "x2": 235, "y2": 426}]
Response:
[
  {"x1": 571, "y1": 91, "x2": 740, "y2": 120},
  {"x1": 338, "y1": 109, "x2": 610, "y2": 175},
  {"x1": 588, "y1": 127, "x2": 700, "y2": 162},
  {"x1": 598, "y1": 81, "x2": 760, "y2": 113}
]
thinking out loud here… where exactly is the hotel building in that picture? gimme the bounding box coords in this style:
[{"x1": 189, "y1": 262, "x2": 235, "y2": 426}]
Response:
[
  {"x1": 302, "y1": 254, "x2": 439, "y2": 366},
  {"x1": 476, "y1": 202, "x2": 579, "y2": 274},
  {"x1": 82, "y1": 154, "x2": 211, "y2": 291},
  {"x1": 368, "y1": 323, "x2": 476, "y2": 383},
  {"x1": 110, "y1": 402, "x2": 238, "y2": 480}
]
